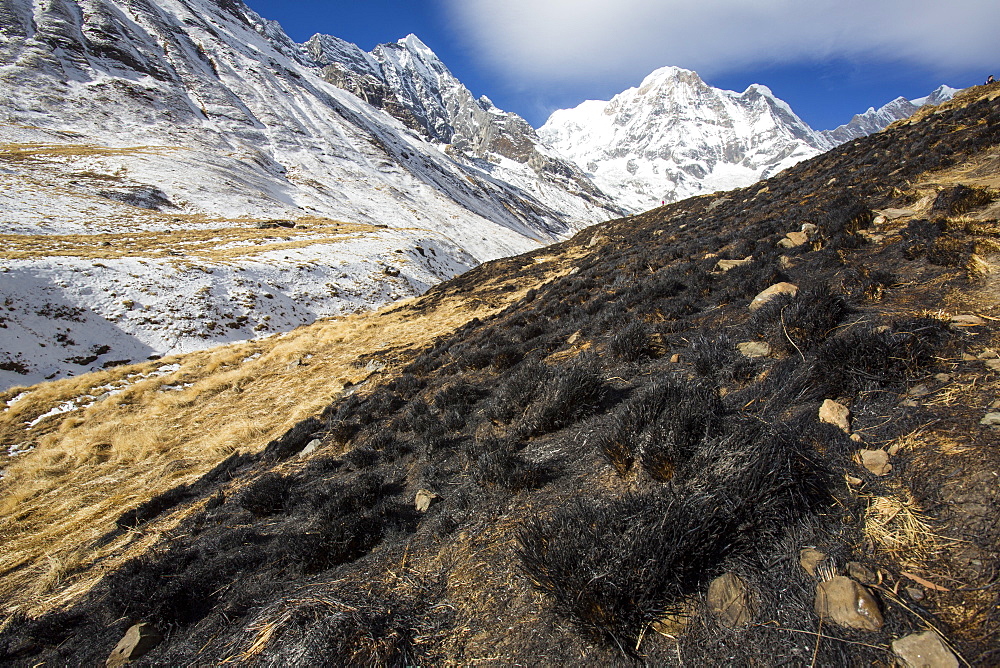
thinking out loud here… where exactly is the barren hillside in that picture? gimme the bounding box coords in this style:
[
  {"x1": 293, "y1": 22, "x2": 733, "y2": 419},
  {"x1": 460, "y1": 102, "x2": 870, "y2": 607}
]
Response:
[{"x1": 1, "y1": 85, "x2": 999, "y2": 665}]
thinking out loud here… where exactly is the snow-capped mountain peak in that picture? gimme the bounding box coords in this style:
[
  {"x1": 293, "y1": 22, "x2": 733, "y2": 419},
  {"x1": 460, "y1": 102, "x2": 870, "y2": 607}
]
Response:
[{"x1": 539, "y1": 69, "x2": 828, "y2": 211}]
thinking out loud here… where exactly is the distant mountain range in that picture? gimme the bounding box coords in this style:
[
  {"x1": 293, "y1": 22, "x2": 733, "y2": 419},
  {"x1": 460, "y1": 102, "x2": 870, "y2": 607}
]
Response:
[{"x1": 539, "y1": 67, "x2": 957, "y2": 210}]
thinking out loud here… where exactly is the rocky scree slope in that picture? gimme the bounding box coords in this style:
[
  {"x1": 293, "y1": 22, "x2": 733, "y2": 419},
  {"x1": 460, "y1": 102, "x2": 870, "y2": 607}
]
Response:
[
  {"x1": 2, "y1": 87, "x2": 1000, "y2": 666},
  {"x1": 0, "y1": 0, "x2": 620, "y2": 389},
  {"x1": 540, "y1": 66, "x2": 956, "y2": 212}
]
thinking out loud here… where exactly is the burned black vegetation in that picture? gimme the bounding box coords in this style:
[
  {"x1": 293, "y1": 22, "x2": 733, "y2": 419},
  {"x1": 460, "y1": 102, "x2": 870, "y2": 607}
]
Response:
[{"x1": 3, "y1": 91, "x2": 1000, "y2": 666}]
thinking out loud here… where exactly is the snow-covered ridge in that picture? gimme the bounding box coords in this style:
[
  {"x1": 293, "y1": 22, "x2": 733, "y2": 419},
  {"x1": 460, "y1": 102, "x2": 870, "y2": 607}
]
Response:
[
  {"x1": 0, "y1": 0, "x2": 622, "y2": 390},
  {"x1": 539, "y1": 66, "x2": 958, "y2": 213},
  {"x1": 539, "y1": 66, "x2": 830, "y2": 212},
  {"x1": 819, "y1": 85, "x2": 958, "y2": 145}
]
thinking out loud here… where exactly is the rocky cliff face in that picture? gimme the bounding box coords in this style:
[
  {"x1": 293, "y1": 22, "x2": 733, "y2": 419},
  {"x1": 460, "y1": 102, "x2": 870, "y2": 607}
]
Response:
[
  {"x1": 539, "y1": 67, "x2": 832, "y2": 212},
  {"x1": 306, "y1": 33, "x2": 612, "y2": 204}
]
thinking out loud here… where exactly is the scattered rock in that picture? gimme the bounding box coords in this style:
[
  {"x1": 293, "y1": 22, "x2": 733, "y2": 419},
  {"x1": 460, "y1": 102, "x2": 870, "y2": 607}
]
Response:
[
  {"x1": 707, "y1": 572, "x2": 753, "y2": 628},
  {"x1": 856, "y1": 449, "x2": 893, "y2": 476},
  {"x1": 991, "y1": 399, "x2": 1000, "y2": 409},
  {"x1": 716, "y1": 256, "x2": 753, "y2": 272},
  {"x1": 778, "y1": 231, "x2": 809, "y2": 248},
  {"x1": 778, "y1": 255, "x2": 795, "y2": 269},
  {"x1": 799, "y1": 548, "x2": 828, "y2": 577},
  {"x1": 950, "y1": 314, "x2": 985, "y2": 327},
  {"x1": 892, "y1": 630, "x2": 959, "y2": 668},
  {"x1": 383, "y1": 266, "x2": 401, "y2": 277},
  {"x1": 846, "y1": 562, "x2": 876, "y2": 584},
  {"x1": 846, "y1": 475, "x2": 863, "y2": 487},
  {"x1": 106, "y1": 623, "x2": 163, "y2": 667},
  {"x1": 737, "y1": 341, "x2": 771, "y2": 358},
  {"x1": 979, "y1": 349, "x2": 1000, "y2": 360},
  {"x1": 819, "y1": 399, "x2": 851, "y2": 432},
  {"x1": 880, "y1": 207, "x2": 917, "y2": 220},
  {"x1": 567, "y1": 330, "x2": 581, "y2": 345},
  {"x1": 749, "y1": 282, "x2": 798, "y2": 311},
  {"x1": 298, "y1": 438, "x2": 321, "y2": 459},
  {"x1": 900, "y1": 398, "x2": 920, "y2": 408},
  {"x1": 850, "y1": 433, "x2": 863, "y2": 443},
  {"x1": 414, "y1": 489, "x2": 439, "y2": 512},
  {"x1": 906, "y1": 586, "x2": 926, "y2": 601},
  {"x1": 670, "y1": 353, "x2": 681, "y2": 363},
  {"x1": 801, "y1": 222, "x2": 818, "y2": 235},
  {"x1": 980, "y1": 412, "x2": 1000, "y2": 426},
  {"x1": 934, "y1": 373, "x2": 952, "y2": 382},
  {"x1": 908, "y1": 384, "x2": 932, "y2": 397},
  {"x1": 814, "y1": 576, "x2": 884, "y2": 631},
  {"x1": 986, "y1": 359, "x2": 1000, "y2": 372}
]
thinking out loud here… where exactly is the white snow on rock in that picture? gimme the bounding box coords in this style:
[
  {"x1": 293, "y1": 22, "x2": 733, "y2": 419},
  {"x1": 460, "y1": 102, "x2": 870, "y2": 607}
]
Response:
[
  {"x1": 539, "y1": 66, "x2": 831, "y2": 213},
  {"x1": 539, "y1": 66, "x2": 959, "y2": 213},
  {"x1": 0, "y1": 0, "x2": 621, "y2": 390}
]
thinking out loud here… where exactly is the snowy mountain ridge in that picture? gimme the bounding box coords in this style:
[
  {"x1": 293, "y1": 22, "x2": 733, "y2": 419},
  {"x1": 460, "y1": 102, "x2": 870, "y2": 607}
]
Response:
[
  {"x1": 539, "y1": 67, "x2": 956, "y2": 212},
  {"x1": 0, "y1": 0, "x2": 620, "y2": 390}
]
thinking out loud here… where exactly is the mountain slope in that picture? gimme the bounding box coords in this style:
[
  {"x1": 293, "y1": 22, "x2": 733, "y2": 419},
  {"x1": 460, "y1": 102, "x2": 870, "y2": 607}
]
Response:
[
  {"x1": 538, "y1": 66, "x2": 832, "y2": 211},
  {"x1": 0, "y1": 0, "x2": 620, "y2": 389},
  {"x1": 2, "y1": 83, "x2": 999, "y2": 666}
]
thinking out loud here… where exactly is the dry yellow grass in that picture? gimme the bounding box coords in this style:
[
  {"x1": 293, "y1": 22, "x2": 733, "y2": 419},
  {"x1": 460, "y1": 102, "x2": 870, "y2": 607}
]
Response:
[
  {"x1": 0, "y1": 243, "x2": 587, "y2": 617},
  {"x1": 0, "y1": 142, "x2": 180, "y2": 161},
  {"x1": 0, "y1": 217, "x2": 386, "y2": 262}
]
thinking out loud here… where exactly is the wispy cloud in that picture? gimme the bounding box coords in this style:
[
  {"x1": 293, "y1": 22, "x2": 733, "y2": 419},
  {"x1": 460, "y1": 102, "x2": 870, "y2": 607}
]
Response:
[{"x1": 443, "y1": 0, "x2": 999, "y2": 85}]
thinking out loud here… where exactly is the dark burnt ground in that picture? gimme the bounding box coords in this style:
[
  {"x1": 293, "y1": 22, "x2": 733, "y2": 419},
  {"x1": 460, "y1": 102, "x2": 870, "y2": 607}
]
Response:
[{"x1": 3, "y1": 88, "x2": 1000, "y2": 666}]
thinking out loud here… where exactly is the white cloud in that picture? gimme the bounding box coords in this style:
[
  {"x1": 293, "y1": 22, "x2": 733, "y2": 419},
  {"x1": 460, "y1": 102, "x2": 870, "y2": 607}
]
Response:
[{"x1": 443, "y1": 0, "x2": 999, "y2": 85}]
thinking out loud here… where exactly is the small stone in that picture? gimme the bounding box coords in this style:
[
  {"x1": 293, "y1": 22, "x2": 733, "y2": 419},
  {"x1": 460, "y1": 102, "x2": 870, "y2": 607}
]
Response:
[
  {"x1": 778, "y1": 255, "x2": 795, "y2": 269},
  {"x1": 892, "y1": 630, "x2": 959, "y2": 668},
  {"x1": 650, "y1": 608, "x2": 693, "y2": 636},
  {"x1": 847, "y1": 562, "x2": 876, "y2": 584},
  {"x1": 749, "y1": 282, "x2": 799, "y2": 311},
  {"x1": 298, "y1": 438, "x2": 321, "y2": 458},
  {"x1": 872, "y1": 214, "x2": 888, "y2": 225},
  {"x1": 888, "y1": 442, "x2": 903, "y2": 456},
  {"x1": 707, "y1": 573, "x2": 753, "y2": 628},
  {"x1": 857, "y1": 449, "x2": 893, "y2": 476},
  {"x1": 670, "y1": 353, "x2": 681, "y2": 363},
  {"x1": 934, "y1": 373, "x2": 952, "y2": 382},
  {"x1": 784, "y1": 231, "x2": 809, "y2": 247},
  {"x1": 906, "y1": 586, "x2": 926, "y2": 601},
  {"x1": 980, "y1": 412, "x2": 1000, "y2": 426},
  {"x1": 383, "y1": 265, "x2": 401, "y2": 277},
  {"x1": 846, "y1": 475, "x2": 864, "y2": 486},
  {"x1": 801, "y1": 222, "x2": 818, "y2": 234},
  {"x1": 991, "y1": 399, "x2": 1000, "y2": 409},
  {"x1": 716, "y1": 256, "x2": 753, "y2": 272},
  {"x1": 900, "y1": 399, "x2": 920, "y2": 408},
  {"x1": 986, "y1": 359, "x2": 1000, "y2": 372},
  {"x1": 979, "y1": 349, "x2": 1000, "y2": 360},
  {"x1": 908, "y1": 384, "x2": 932, "y2": 397},
  {"x1": 567, "y1": 330, "x2": 581, "y2": 345},
  {"x1": 107, "y1": 623, "x2": 163, "y2": 667},
  {"x1": 737, "y1": 341, "x2": 771, "y2": 358},
  {"x1": 704, "y1": 252, "x2": 719, "y2": 259},
  {"x1": 950, "y1": 314, "x2": 985, "y2": 327},
  {"x1": 962, "y1": 352, "x2": 978, "y2": 361},
  {"x1": 799, "y1": 548, "x2": 828, "y2": 577},
  {"x1": 819, "y1": 399, "x2": 851, "y2": 433},
  {"x1": 815, "y1": 576, "x2": 884, "y2": 631},
  {"x1": 850, "y1": 433, "x2": 863, "y2": 443},
  {"x1": 414, "y1": 489, "x2": 438, "y2": 512}
]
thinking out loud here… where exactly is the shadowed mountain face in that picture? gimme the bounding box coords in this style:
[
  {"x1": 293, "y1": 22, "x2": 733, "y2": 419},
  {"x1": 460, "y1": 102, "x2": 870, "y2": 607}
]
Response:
[{"x1": 3, "y1": 85, "x2": 999, "y2": 665}]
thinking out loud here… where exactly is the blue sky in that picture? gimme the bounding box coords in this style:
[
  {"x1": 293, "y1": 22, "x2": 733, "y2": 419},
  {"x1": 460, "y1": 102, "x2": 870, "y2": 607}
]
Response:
[{"x1": 243, "y1": 0, "x2": 996, "y2": 132}]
